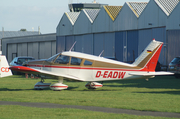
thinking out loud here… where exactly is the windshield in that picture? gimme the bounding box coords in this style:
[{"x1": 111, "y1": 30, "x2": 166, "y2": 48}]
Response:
[
  {"x1": 47, "y1": 53, "x2": 70, "y2": 64},
  {"x1": 47, "y1": 53, "x2": 60, "y2": 63},
  {"x1": 171, "y1": 57, "x2": 180, "y2": 63},
  {"x1": 54, "y1": 55, "x2": 70, "y2": 64}
]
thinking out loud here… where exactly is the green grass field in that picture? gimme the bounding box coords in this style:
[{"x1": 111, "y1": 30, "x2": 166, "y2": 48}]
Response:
[{"x1": 0, "y1": 75, "x2": 180, "y2": 118}]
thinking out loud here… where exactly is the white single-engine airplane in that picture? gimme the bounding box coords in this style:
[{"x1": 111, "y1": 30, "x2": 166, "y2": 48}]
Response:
[{"x1": 9, "y1": 39, "x2": 173, "y2": 90}]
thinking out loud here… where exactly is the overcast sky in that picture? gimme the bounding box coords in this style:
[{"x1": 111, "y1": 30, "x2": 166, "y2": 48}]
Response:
[{"x1": 1, "y1": 0, "x2": 149, "y2": 34}]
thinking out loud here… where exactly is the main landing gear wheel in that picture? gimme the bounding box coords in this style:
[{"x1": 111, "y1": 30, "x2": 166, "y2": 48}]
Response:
[
  {"x1": 50, "y1": 78, "x2": 68, "y2": 91},
  {"x1": 85, "y1": 82, "x2": 103, "y2": 89}
]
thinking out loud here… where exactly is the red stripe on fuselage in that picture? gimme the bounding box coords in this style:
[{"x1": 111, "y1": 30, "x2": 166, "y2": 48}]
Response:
[{"x1": 27, "y1": 64, "x2": 147, "y2": 72}]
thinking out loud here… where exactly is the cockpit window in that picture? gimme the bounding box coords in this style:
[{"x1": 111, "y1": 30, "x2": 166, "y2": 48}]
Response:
[
  {"x1": 71, "y1": 57, "x2": 82, "y2": 65},
  {"x1": 84, "y1": 60, "x2": 92, "y2": 65},
  {"x1": 47, "y1": 53, "x2": 59, "y2": 63},
  {"x1": 54, "y1": 55, "x2": 70, "y2": 64}
]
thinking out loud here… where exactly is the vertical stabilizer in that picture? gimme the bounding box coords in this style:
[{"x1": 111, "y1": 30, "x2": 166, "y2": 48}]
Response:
[
  {"x1": 0, "y1": 56, "x2": 12, "y2": 77},
  {"x1": 133, "y1": 39, "x2": 163, "y2": 71}
]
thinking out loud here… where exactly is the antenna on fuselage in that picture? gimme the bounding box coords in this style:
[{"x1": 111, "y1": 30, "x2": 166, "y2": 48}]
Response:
[
  {"x1": 99, "y1": 50, "x2": 104, "y2": 57},
  {"x1": 69, "y1": 41, "x2": 77, "y2": 52}
]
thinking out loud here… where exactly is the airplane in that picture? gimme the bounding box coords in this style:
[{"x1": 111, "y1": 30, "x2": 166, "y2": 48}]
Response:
[
  {"x1": 9, "y1": 39, "x2": 173, "y2": 91},
  {"x1": 0, "y1": 55, "x2": 12, "y2": 77}
]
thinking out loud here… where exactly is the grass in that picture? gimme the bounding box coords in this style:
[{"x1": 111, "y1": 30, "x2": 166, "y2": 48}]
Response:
[
  {"x1": 0, "y1": 105, "x2": 175, "y2": 119},
  {"x1": 0, "y1": 75, "x2": 180, "y2": 114}
]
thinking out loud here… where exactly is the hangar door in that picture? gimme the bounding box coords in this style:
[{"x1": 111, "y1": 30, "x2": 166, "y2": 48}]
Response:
[
  {"x1": 7, "y1": 44, "x2": 17, "y2": 62},
  {"x1": 74, "y1": 34, "x2": 93, "y2": 54},
  {"x1": 93, "y1": 33, "x2": 115, "y2": 57},
  {"x1": 39, "y1": 41, "x2": 56, "y2": 59},
  {"x1": 56, "y1": 36, "x2": 65, "y2": 53}
]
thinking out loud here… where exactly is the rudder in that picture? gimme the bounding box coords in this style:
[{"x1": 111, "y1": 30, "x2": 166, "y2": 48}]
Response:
[{"x1": 132, "y1": 39, "x2": 163, "y2": 72}]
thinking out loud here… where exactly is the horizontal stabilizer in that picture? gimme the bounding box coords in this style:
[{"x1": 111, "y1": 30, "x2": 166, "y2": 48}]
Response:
[{"x1": 129, "y1": 72, "x2": 174, "y2": 76}]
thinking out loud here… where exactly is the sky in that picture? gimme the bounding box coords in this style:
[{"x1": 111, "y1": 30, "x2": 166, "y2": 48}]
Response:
[{"x1": 1, "y1": 0, "x2": 149, "y2": 34}]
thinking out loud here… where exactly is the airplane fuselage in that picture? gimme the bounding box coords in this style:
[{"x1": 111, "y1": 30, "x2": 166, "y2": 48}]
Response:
[{"x1": 26, "y1": 53, "x2": 152, "y2": 82}]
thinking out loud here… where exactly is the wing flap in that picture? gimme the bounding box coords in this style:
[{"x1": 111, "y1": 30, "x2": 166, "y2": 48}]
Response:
[{"x1": 129, "y1": 72, "x2": 174, "y2": 76}]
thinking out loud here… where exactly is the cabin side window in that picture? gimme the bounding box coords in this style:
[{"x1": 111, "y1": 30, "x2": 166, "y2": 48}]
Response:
[
  {"x1": 84, "y1": 60, "x2": 92, "y2": 66},
  {"x1": 70, "y1": 57, "x2": 82, "y2": 65},
  {"x1": 54, "y1": 55, "x2": 70, "y2": 64}
]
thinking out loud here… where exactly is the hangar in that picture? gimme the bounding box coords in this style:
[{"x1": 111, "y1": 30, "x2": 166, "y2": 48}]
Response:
[
  {"x1": 56, "y1": 0, "x2": 180, "y2": 68},
  {"x1": 2, "y1": 33, "x2": 56, "y2": 62}
]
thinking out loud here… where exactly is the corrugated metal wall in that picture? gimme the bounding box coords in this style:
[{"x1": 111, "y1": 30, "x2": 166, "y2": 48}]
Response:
[
  {"x1": 74, "y1": 34, "x2": 93, "y2": 54},
  {"x1": 51, "y1": 41, "x2": 56, "y2": 56},
  {"x1": 93, "y1": 33, "x2": 115, "y2": 57},
  {"x1": 74, "y1": 35, "x2": 83, "y2": 52},
  {"x1": 93, "y1": 33, "x2": 104, "y2": 56},
  {"x1": 28, "y1": 43, "x2": 38, "y2": 59},
  {"x1": 56, "y1": 36, "x2": 65, "y2": 53},
  {"x1": 92, "y1": 7, "x2": 114, "y2": 33},
  {"x1": 167, "y1": 30, "x2": 180, "y2": 64},
  {"x1": 82, "y1": 34, "x2": 93, "y2": 54},
  {"x1": 138, "y1": 0, "x2": 167, "y2": 29},
  {"x1": 73, "y1": 10, "x2": 92, "y2": 35},
  {"x1": 7, "y1": 44, "x2": 17, "y2": 62},
  {"x1": 17, "y1": 43, "x2": 27, "y2": 57},
  {"x1": 56, "y1": 13, "x2": 74, "y2": 36},
  {"x1": 138, "y1": 29, "x2": 152, "y2": 55},
  {"x1": 115, "y1": 32, "x2": 125, "y2": 62},
  {"x1": 127, "y1": 30, "x2": 138, "y2": 63},
  {"x1": 39, "y1": 42, "x2": 53, "y2": 59},
  {"x1": 3, "y1": 34, "x2": 56, "y2": 62},
  {"x1": 167, "y1": 2, "x2": 180, "y2": 30},
  {"x1": 104, "y1": 33, "x2": 115, "y2": 57},
  {"x1": 115, "y1": 31, "x2": 138, "y2": 63},
  {"x1": 65, "y1": 36, "x2": 74, "y2": 51},
  {"x1": 139, "y1": 27, "x2": 166, "y2": 65},
  {"x1": 114, "y1": 3, "x2": 138, "y2": 31}
]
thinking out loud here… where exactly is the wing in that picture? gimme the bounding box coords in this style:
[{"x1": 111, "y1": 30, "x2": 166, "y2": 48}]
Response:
[
  {"x1": 129, "y1": 72, "x2": 174, "y2": 76},
  {"x1": 9, "y1": 66, "x2": 84, "y2": 81}
]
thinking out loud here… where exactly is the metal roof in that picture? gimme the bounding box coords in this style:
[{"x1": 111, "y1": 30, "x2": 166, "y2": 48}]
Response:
[
  {"x1": 126, "y1": 2, "x2": 148, "y2": 18},
  {"x1": 0, "y1": 31, "x2": 39, "y2": 39},
  {"x1": 104, "y1": 6, "x2": 122, "y2": 21},
  {"x1": 83, "y1": 9, "x2": 100, "y2": 23},
  {"x1": 155, "y1": 0, "x2": 179, "y2": 16},
  {"x1": 65, "y1": 12, "x2": 80, "y2": 25}
]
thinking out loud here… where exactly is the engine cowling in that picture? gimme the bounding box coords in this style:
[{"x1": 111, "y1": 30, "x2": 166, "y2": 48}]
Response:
[{"x1": 85, "y1": 82, "x2": 103, "y2": 89}]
